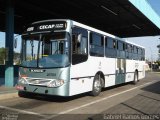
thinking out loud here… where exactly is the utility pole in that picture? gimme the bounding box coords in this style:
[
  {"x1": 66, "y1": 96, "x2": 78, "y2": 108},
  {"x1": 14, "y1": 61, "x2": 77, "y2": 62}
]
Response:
[{"x1": 149, "y1": 47, "x2": 153, "y2": 72}]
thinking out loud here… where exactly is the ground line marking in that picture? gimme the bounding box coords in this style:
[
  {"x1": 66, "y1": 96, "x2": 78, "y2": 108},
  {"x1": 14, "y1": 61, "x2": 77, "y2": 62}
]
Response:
[{"x1": 42, "y1": 81, "x2": 155, "y2": 120}]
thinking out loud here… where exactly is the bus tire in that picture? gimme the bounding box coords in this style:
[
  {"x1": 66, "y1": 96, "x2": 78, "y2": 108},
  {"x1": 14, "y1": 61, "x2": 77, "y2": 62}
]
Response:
[
  {"x1": 18, "y1": 91, "x2": 27, "y2": 97},
  {"x1": 133, "y1": 71, "x2": 138, "y2": 85},
  {"x1": 90, "y1": 75, "x2": 102, "y2": 96}
]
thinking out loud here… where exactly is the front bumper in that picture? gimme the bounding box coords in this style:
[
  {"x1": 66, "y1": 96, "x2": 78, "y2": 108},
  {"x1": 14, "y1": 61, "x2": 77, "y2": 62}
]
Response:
[{"x1": 16, "y1": 83, "x2": 69, "y2": 96}]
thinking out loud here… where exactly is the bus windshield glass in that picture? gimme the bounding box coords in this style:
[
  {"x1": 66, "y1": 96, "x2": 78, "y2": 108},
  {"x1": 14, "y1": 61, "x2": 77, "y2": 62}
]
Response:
[{"x1": 21, "y1": 32, "x2": 70, "y2": 68}]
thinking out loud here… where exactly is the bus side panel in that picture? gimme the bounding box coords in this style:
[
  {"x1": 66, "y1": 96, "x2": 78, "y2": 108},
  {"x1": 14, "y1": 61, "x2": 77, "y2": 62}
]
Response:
[
  {"x1": 137, "y1": 61, "x2": 146, "y2": 79},
  {"x1": 70, "y1": 56, "x2": 111, "y2": 96},
  {"x1": 104, "y1": 75, "x2": 116, "y2": 87},
  {"x1": 69, "y1": 56, "x2": 117, "y2": 96},
  {"x1": 88, "y1": 57, "x2": 117, "y2": 88},
  {"x1": 125, "y1": 60, "x2": 135, "y2": 82},
  {"x1": 102, "y1": 58, "x2": 116, "y2": 87},
  {"x1": 69, "y1": 78, "x2": 94, "y2": 96},
  {"x1": 69, "y1": 59, "x2": 93, "y2": 96},
  {"x1": 125, "y1": 60, "x2": 145, "y2": 83}
]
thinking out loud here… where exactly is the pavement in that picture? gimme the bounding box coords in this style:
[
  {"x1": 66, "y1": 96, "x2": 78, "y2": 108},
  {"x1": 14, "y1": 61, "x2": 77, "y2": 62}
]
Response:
[
  {"x1": 89, "y1": 81, "x2": 160, "y2": 120},
  {"x1": 0, "y1": 86, "x2": 17, "y2": 100},
  {"x1": 0, "y1": 77, "x2": 18, "y2": 100},
  {"x1": 0, "y1": 72, "x2": 159, "y2": 120}
]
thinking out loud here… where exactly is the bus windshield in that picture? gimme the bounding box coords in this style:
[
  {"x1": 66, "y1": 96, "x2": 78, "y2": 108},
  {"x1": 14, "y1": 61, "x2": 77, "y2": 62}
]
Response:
[{"x1": 21, "y1": 32, "x2": 70, "y2": 68}]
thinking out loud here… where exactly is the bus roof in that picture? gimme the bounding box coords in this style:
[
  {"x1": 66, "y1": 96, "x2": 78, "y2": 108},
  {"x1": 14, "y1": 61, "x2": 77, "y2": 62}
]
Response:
[
  {"x1": 125, "y1": 40, "x2": 145, "y2": 49},
  {"x1": 32, "y1": 19, "x2": 120, "y2": 39},
  {"x1": 72, "y1": 20, "x2": 123, "y2": 40},
  {"x1": 32, "y1": 19, "x2": 145, "y2": 49},
  {"x1": 72, "y1": 20, "x2": 145, "y2": 49}
]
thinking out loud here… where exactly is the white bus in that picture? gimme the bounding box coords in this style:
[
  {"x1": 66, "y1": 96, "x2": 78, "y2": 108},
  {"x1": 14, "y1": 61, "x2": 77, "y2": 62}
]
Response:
[{"x1": 16, "y1": 19, "x2": 145, "y2": 96}]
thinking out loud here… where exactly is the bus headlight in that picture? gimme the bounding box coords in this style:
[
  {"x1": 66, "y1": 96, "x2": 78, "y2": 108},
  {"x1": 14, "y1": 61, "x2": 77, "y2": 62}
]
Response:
[
  {"x1": 47, "y1": 79, "x2": 64, "y2": 88},
  {"x1": 19, "y1": 78, "x2": 28, "y2": 85}
]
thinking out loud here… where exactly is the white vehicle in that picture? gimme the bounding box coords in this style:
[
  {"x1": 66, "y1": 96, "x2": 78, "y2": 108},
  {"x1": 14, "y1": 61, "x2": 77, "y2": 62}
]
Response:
[{"x1": 17, "y1": 19, "x2": 145, "y2": 96}]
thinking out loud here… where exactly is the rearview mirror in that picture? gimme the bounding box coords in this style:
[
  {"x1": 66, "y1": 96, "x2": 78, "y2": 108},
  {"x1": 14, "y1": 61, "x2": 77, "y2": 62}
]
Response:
[
  {"x1": 77, "y1": 34, "x2": 82, "y2": 43},
  {"x1": 14, "y1": 38, "x2": 17, "y2": 48}
]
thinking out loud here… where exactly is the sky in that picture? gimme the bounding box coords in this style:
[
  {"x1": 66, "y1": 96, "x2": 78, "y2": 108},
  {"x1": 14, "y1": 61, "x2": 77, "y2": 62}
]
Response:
[
  {"x1": 126, "y1": 0, "x2": 160, "y2": 61},
  {"x1": 148, "y1": 0, "x2": 160, "y2": 15},
  {"x1": 0, "y1": 32, "x2": 21, "y2": 53},
  {"x1": 0, "y1": 0, "x2": 160, "y2": 61}
]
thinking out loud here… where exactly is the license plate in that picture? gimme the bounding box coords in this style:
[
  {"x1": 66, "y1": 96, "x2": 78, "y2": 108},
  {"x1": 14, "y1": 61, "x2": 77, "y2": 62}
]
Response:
[{"x1": 16, "y1": 85, "x2": 24, "y2": 90}]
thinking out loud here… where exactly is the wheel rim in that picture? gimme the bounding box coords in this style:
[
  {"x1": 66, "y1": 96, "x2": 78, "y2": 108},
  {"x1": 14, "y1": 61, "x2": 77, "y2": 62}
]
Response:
[
  {"x1": 94, "y1": 79, "x2": 101, "y2": 92},
  {"x1": 135, "y1": 74, "x2": 138, "y2": 82}
]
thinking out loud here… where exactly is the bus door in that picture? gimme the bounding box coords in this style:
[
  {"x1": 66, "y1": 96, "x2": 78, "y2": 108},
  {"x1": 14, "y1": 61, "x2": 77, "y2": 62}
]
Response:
[{"x1": 116, "y1": 59, "x2": 126, "y2": 84}]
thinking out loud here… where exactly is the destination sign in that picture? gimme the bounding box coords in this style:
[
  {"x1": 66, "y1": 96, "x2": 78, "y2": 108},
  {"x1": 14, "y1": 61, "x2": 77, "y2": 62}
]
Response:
[
  {"x1": 39, "y1": 24, "x2": 64, "y2": 30},
  {"x1": 25, "y1": 21, "x2": 67, "y2": 33}
]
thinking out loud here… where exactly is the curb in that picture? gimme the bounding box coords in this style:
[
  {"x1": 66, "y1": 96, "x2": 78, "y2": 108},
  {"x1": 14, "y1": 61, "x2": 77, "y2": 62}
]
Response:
[{"x1": 0, "y1": 92, "x2": 18, "y2": 100}]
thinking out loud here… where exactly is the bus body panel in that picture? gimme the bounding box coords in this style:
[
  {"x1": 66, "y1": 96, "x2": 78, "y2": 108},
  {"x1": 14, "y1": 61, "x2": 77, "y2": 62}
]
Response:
[
  {"x1": 19, "y1": 82, "x2": 70, "y2": 96},
  {"x1": 18, "y1": 66, "x2": 71, "y2": 96},
  {"x1": 69, "y1": 56, "x2": 117, "y2": 95},
  {"x1": 125, "y1": 60, "x2": 145, "y2": 83},
  {"x1": 69, "y1": 77, "x2": 94, "y2": 96}
]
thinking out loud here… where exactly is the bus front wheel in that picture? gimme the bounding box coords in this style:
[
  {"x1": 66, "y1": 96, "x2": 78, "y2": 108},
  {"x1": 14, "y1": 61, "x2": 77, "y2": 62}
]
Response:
[
  {"x1": 90, "y1": 75, "x2": 102, "y2": 96},
  {"x1": 18, "y1": 91, "x2": 28, "y2": 97}
]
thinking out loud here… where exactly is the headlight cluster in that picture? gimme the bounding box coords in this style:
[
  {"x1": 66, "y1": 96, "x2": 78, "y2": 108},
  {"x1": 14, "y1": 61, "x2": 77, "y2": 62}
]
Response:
[
  {"x1": 47, "y1": 79, "x2": 64, "y2": 88},
  {"x1": 19, "y1": 78, "x2": 28, "y2": 85}
]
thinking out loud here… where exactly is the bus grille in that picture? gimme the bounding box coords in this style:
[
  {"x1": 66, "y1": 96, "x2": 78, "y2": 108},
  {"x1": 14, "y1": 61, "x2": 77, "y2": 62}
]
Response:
[{"x1": 26, "y1": 78, "x2": 54, "y2": 86}]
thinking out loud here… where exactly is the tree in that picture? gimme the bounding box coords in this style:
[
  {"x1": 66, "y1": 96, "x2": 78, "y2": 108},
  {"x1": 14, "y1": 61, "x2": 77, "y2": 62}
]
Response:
[
  {"x1": 14, "y1": 52, "x2": 20, "y2": 65},
  {"x1": 0, "y1": 47, "x2": 21, "y2": 65},
  {"x1": 0, "y1": 47, "x2": 6, "y2": 64}
]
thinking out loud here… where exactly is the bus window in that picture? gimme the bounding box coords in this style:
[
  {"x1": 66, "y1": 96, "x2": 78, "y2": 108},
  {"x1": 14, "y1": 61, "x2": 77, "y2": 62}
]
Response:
[
  {"x1": 72, "y1": 27, "x2": 88, "y2": 65},
  {"x1": 127, "y1": 44, "x2": 133, "y2": 59},
  {"x1": 125, "y1": 44, "x2": 129, "y2": 59},
  {"x1": 132, "y1": 46, "x2": 138, "y2": 60},
  {"x1": 123, "y1": 43, "x2": 125, "y2": 50},
  {"x1": 117, "y1": 41, "x2": 123, "y2": 51},
  {"x1": 142, "y1": 49, "x2": 145, "y2": 60},
  {"x1": 138, "y1": 48, "x2": 141, "y2": 60},
  {"x1": 113, "y1": 40, "x2": 116, "y2": 49},
  {"x1": 105, "y1": 37, "x2": 116, "y2": 58},
  {"x1": 117, "y1": 41, "x2": 125, "y2": 58},
  {"x1": 90, "y1": 32, "x2": 104, "y2": 57}
]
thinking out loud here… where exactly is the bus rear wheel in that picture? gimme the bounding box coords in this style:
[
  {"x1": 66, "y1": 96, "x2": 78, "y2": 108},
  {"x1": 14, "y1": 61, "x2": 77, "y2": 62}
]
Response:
[
  {"x1": 133, "y1": 71, "x2": 138, "y2": 85},
  {"x1": 90, "y1": 75, "x2": 102, "y2": 96}
]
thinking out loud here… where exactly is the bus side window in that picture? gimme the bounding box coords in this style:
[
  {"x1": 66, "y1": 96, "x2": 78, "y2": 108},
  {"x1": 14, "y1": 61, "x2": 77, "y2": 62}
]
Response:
[
  {"x1": 90, "y1": 32, "x2": 104, "y2": 57},
  {"x1": 138, "y1": 48, "x2": 142, "y2": 60},
  {"x1": 72, "y1": 27, "x2": 88, "y2": 65},
  {"x1": 125, "y1": 44, "x2": 129, "y2": 59},
  {"x1": 117, "y1": 41, "x2": 125, "y2": 58},
  {"x1": 113, "y1": 40, "x2": 116, "y2": 49},
  {"x1": 106, "y1": 38, "x2": 117, "y2": 58},
  {"x1": 127, "y1": 44, "x2": 132, "y2": 59},
  {"x1": 142, "y1": 49, "x2": 145, "y2": 60},
  {"x1": 81, "y1": 37, "x2": 87, "y2": 54}
]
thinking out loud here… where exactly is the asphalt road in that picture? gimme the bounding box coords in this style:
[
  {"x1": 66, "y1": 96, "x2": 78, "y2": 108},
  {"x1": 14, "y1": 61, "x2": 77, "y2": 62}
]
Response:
[{"x1": 0, "y1": 72, "x2": 159, "y2": 120}]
